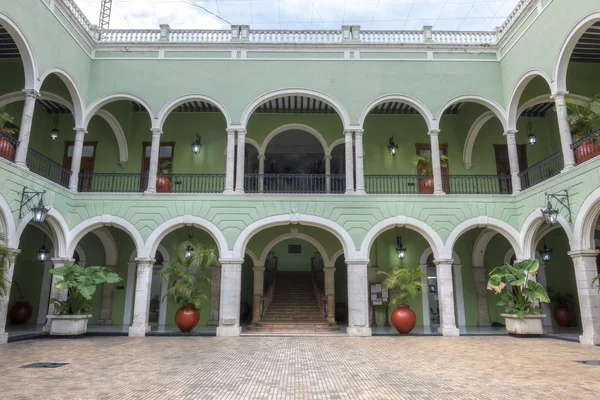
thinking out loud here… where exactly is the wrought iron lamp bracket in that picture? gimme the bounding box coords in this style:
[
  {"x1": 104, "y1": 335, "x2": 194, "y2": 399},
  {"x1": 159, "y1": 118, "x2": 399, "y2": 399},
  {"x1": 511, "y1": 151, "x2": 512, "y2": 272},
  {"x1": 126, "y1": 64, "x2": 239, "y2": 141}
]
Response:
[
  {"x1": 545, "y1": 190, "x2": 572, "y2": 223},
  {"x1": 19, "y1": 188, "x2": 47, "y2": 219}
]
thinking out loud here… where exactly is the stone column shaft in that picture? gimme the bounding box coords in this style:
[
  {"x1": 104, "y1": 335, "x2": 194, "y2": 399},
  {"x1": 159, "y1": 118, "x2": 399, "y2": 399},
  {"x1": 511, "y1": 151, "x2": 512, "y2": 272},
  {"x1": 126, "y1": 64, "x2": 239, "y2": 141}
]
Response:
[
  {"x1": 43, "y1": 258, "x2": 71, "y2": 332},
  {"x1": 68, "y1": 128, "x2": 88, "y2": 191},
  {"x1": 325, "y1": 155, "x2": 332, "y2": 193},
  {"x1": 234, "y1": 130, "x2": 246, "y2": 193},
  {"x1": 258, "y1": 154, "x2": 265, "y2": 192},
  {"x1": 128, "y1": 258, "x2": 154, "y2": 337},
  {"x1": 472, "y1": 266, "x2": 490, "y2": 326},
  {"x1": 208, "y1": 264, "x2": 221, "y2": 326},
  {"x1": 569, "y1": 250, "x2": 600, "y2": 345},
  {"x1": 344, "y1": 130, "x2": 354, "y2": 194},
  {"x1": 552, "y1": 92, "x2": 576, "y2": 171},
  {"x1": 145, "y1": 129, "x2": 162, "y2": 193},
  {"x1": 0, "y1": 249, "x2": 20, "y2": 344},
  {"x1": 252, "y1": 265, "x2": 265, "y2": 322},
  {"x1": 346, "y1": 261, "x2": 371, "y2": 336},
  {"x1": 216, "y1": 261, "x2": 242, "y2": 336},
  {"x1": 14, "y1": 89, "x2": 39, "y2": 169},
  {"x1": 354, "y1": 129, "x2": 365, "y2": 194},
  {"x1": 224, "y1": 129, "x2": 236, "y2": 193},
  {"x1": 504, "y1": 130, "x2": 522, "y2": 194},
  {"x1": 98, "y1": 265, "x2": 117, "y2": 325},
  {"x1": 429, "y1": 130, "x2": 444, "y2": 195},
  {"x1": 435, "y1": 259, "x2": 459, "y2": 336}
]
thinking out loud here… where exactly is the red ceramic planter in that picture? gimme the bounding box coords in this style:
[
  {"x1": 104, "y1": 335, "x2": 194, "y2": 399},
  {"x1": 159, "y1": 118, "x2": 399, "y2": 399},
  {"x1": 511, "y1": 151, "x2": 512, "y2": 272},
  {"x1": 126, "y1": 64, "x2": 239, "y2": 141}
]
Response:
[
  {"x1": 553, "y1": 305, "x2": 573, "y2": 327},
  {"x1": 575, "y1": 142, "x2": 600, "y2": 164},
  {"x1": 156, "y1": 176, "x2": 172, "y2": 192},
  {"x1": 175, "y1": 304, "x2": 200, "y2": 333},
  {"x1": 420, "y1": 177, "x2": 434, "y2": 194},
  {"x1": 0, "y1": 137, "x2": 15, "y2": 161},
  {"x1": 10, "y1": 301, "x2": 32, "y2": 325},
  {"x1": 391, "y1": 304, "x2": 417, "y2": 334}
]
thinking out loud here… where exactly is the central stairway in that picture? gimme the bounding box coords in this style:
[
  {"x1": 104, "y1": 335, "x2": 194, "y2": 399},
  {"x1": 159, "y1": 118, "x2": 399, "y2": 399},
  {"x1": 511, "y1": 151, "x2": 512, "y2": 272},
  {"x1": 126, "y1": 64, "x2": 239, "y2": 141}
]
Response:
[{"x1": 247, "y1": 272, "x2": 339, "y2": 333}]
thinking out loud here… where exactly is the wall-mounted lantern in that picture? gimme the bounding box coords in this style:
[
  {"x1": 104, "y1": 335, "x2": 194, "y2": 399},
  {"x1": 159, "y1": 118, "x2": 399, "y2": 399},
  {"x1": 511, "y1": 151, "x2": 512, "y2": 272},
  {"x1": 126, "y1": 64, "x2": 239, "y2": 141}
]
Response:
[
  {"x1": 37, "y1": 237, "x2": 50, "y2": 262},
  {"x1": 388, "y1": 136, "x2": 398, "y2": 156},
  {"x1": 395, "y1": 236, "x2": 407, "y2": 260},
  {"x1": 191, "y1": 134, "x2": 202, "y2": 154},
  {"x1": 527, "y1": 118, "x2": 536, "y2": 146},
  {"x1": 541, "y1": 190, "x2": 571, "y2": 225},
  {"x1": 539, "y1": 240, "x2": 553, "y2": 263}
]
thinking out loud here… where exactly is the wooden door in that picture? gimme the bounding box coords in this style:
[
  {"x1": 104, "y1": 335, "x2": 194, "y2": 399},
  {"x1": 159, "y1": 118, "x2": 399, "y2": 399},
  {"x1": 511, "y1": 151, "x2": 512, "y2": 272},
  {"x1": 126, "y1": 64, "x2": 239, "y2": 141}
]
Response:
[
  {"x1": 63, "y1": 142, "x2": 97, "y2": 191},
  {"x1": 494, "y1": 144, "x2": 527, "y2": 194}
]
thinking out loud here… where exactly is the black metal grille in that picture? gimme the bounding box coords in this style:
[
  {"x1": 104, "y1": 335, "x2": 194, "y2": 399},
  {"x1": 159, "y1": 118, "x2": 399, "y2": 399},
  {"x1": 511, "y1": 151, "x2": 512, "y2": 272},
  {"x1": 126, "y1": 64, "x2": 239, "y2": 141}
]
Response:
[
  {"x1": 21, "y1": 362, "x2": 68, "y2": 368},
  {"x1": 245, "y1": 174, "x2": 345, "y2": 193},
  {"x1": 78, "y1": 172, "x2": 147, "y2": 193},
  {"x1": 365, "y1": 174, "x2": 420, "y2": 194},
  {"x1": 26, "y1": 148, "x2": 71, "y2": 188},
  {"x1": 519, "y1": 151, "x2": 564, "y2": 190},
  {"x1": 444, "y1": 175, "x2": 512, "y2": 195},
  {"x1": 162, "y1": 173, "x2": 225, "y2": 193}
]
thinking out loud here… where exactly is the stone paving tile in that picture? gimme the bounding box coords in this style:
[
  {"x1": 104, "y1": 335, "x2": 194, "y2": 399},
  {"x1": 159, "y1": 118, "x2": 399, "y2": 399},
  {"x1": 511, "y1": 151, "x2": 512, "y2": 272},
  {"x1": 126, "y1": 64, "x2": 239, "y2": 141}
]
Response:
[{"x1": 0, "y1": 336, "x2": 599, "y2": 399}]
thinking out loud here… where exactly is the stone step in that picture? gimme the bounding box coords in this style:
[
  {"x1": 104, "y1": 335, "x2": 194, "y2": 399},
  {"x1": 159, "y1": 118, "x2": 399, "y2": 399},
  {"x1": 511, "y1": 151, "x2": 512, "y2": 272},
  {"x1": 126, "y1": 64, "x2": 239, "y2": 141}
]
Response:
[{"x1": 248, "y1": 322, "x2": 339, "y2": 331}]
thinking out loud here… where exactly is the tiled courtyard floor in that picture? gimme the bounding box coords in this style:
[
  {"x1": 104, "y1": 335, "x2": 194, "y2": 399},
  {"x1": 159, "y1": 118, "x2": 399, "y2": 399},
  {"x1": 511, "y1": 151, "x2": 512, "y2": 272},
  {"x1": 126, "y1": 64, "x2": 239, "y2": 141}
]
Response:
[{"x1": 0, "y1": 336, "x2": 599, "y2": 399}]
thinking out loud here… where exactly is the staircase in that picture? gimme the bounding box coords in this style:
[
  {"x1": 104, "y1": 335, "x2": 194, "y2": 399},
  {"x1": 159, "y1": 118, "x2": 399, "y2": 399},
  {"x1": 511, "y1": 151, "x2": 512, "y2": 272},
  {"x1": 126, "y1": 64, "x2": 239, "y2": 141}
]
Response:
[{"x1": 248, "y1": 272, "x2": 339, "y2": 332}]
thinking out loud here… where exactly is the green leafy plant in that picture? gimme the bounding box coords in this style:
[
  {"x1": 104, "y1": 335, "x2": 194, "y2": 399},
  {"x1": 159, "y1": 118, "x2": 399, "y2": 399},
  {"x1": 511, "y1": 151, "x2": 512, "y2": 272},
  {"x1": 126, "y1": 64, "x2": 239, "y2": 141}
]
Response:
[
  {"x1": 158, "y1": 239, "x2": 216, "y2": 310},
  {"x1": 548, "y1": 288, "x2": 573, "y2": 306},
  {"x1": 565, "y1": 95, "x2": 600, "y2": 139},
  {"x1": 487, "y1": 259, "x2": 550, "y2": 319},
  {"x1": 49, "y1": 262, "x2": 121, "y2": 315},
  {"x1": 0, "y1": 108, "x2": 17, "y2": 136},
  {"x1": 378, "y1": 266, "x2": 426, "y2": 305},
  {"x1": 0, "y1": 233, "x2": 9, "y2": 297},
  {"x1": 158, "y1": 160, "x2": 172, "y2": 175},
  {"x1": 592, "y1": 274, "x2": 600, "y2": 293},
  {"x1": 411, "y1": 153, "x2": 449, "y2": 175}
]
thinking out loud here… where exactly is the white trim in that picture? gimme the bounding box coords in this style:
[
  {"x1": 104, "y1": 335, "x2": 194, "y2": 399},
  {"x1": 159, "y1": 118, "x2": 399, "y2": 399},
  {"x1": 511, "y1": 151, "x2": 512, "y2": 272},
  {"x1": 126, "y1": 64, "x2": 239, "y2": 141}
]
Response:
[
  {"x1": 462, "y1": 111, "x2": 495, "y2": 170},
  {"x1": 37, "y1": 260, "x2": 53, "y2": 325},
  {"x1": 123, "y1": 260, "x2": 136, "y2": 326},
  {"x1": 506, "y1": 70, "x2": 552, "y2": 131},
  {"x1": 259, "y1": 124, "x2": 328, "y2": 157},
  {"x1": 37, "y1": 68, "x2": 86, "y2": 128},
  {"x1": 156, "y1": 94, "x2": 233, "y2": 128},
  {"x1": 472, "y1": 229, "x2": 499, "y2": 267},
  {"x1": 244, "y1": 248, "x2": 260, "y2": 265},
  {"x1": 95, "y1": 110, "x2": 129, "y2": 167},
  {"x1": 13, "y1": 208, "x2": 69, "y2": 258},
  {"x1": 434, "y1": 95, "x2": 508, "y2": 131},
  {"x1": 156, "y1": 245, "x2": 170, "y2": 327},
  {"x1": 330, "y1": 248, "x2": 345, "y2": 264},
  {"x1": 90, "y1": 227, "x2": 118, "y2": 265},
  {"x1": 0, "y1": 193, "x2": 15, "y2": 241},
  {"x1": 84, "y1": 94, "x2": 156, "y2": 128},
  {"x1": 257, "y1": 231, "x2": 333, "y2": 265},
  {"x1": 327, "y1": 138, "x2": 346, "y2": 157},
  {"x1": 0, "y1": 12, "x2": 37, "y2": 89},
  {"x1": 419, "y1": 268, "x2": 430, "y2": 328},
  {"x1": 574, "y1": 186, "x2": 600, "y2": 250},
  {"x1": 520, "y1": 208, "x2": 575, "y2": 259},
  {"x1": 74, "y1": 244, "x2": 86, "y2": 263},
  {"x1": 358, "y1": 94, "x2": 434, "y2": 131},
  {"x1": 67, "y1": 215, "x2": 144, "y2": 258}
]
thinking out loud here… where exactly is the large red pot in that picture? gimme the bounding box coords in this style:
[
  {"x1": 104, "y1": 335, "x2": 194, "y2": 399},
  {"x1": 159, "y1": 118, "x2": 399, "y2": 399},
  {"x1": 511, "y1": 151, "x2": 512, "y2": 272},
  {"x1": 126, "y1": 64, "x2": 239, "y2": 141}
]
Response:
[
  {"x1": 553, "y1": 305, "x2": 573, "y2": 327},
  {"x1": 0, "y1": 137, "x2": 15, "y2": 161},
  {"x1": 420, "y1": 176, "x2": 434, "y2": 194},
  {"x1": 575, "y1": 142, "x2": 600, "y2": 164},
  {"x1": 156, "y1": 176, "x2": 172, "y2": 192},
  {"x1": 10, "y1": 301, "x2": 32, "y2": 325},
  {"x1": 175, "y1": 304, "x2": 200, "y2": 333},
  {"x1": 390, "y1": 304, "x2": 416, "y2": 334}
]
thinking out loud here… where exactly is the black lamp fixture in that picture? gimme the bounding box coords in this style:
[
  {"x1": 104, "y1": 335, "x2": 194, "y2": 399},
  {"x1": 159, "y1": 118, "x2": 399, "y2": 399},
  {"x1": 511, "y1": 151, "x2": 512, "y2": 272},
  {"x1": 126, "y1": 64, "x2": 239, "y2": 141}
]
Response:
[
  {"x1": 395, "y1": 235, "x2": 407, "y2": 260},
  {"x1": 541, "y1": 190, "x2": 571, "y2": 225},
  {"x1": 37, "y1": 237, "x2": 50, "y2": 262},
  {"x1": 191, "y1": 134, "x2": 202, "y2": 154},
  {"x1": 19, "y1": 188, "x2": 50, "y2": 223},
  {"x1": 539, "y1": 239, "x2": 553, "y2": 263},
  {"x1": 50, "y1": 116, "x2": 59, "y2": 141},
  {"x1": 388, "y1": 136, "x2": 398, "y2": 156},
  {"x1": 184, "y1": 229, "x2": 194, "y2": 259},
  {"x1": 527, "y1": 118, "x2": 536, "y2": 146}
]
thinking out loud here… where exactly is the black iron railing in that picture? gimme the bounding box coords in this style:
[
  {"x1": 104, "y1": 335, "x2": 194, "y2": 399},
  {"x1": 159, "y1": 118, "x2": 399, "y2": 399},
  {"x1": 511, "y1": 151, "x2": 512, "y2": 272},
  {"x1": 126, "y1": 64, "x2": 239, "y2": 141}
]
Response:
[
  {"x1": 571, "y1": 129, "x2": 600, "y2": 165},
  {"x1": 365, "y1": 174, "x2": 421, "y2": 194},
  {"x1": 519, "y1": 151, "x2": 563, "y2": 190},
  {"x1": 0, "y1": 132, "x2": 18, "y2": 162},
  {"x1": 162, "y1": 173, "x2": 225, "y2": 193},
  {"x1": 77, "y1": 173, "x2": 225, "y2": 193},
  {"x1": 245, "y1": 174, "x2": 345, "y2": 193},
  {"x1": 444, "y1": 175, "x2": 512, "y2": 194},
  {"x1": 78, "y1": 173, "x2": 147, "y2": 192},
  {"x1": 26, "y1": 148, "x2": 71, "y2": 187}
]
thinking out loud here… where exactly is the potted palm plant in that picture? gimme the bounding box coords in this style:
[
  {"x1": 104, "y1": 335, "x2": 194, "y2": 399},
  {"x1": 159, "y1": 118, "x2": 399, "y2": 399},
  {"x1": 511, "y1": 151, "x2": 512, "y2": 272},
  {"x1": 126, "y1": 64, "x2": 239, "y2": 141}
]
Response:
[
  {"x1": 159, "y1": 240, "x2": 216, "y2": 333},
  {"x1": 566, "y1": 95, "x2": 600, "y2": 163},
  {"x1": 156, "y1": 160, "x2": 173, "y2": 192},
  {"x1": 378, "y1": 266, "x2": 426, "y2": 334},
  {"x1": 0, "y1": 108, "x2": 18, "y2": 161},
  {"x1": 548, "y1": 288, "x2": 574, "y2": 327},
  {"x1": 487, "y1": 259, "x2": 550, "y2": 335},
  {"x1": 412, "y1": 154, "x2": 448, "y2": 194},
  {"x1": 47, "y1": 262, "x2": 121, "y2": 335}
]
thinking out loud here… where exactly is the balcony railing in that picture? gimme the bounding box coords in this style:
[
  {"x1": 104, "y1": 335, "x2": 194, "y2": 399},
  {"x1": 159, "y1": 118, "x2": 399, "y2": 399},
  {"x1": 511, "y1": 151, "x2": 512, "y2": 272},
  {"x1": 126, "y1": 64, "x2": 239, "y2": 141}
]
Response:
[
  {"x1": 78, "y1": 173, "x2": 147, "y2": 193},
  {"x1": 162, "y1": 173, "x2": 225, "y2": 193},
  {"x1": 245, "y1": 174, "x2": 345, "y2": 194},
  {"x1": 571, "y1": 129, "x2": 600, "y2": 166},
  {"x1": 26, "y1": 148, "x2": 71, "y2": 188},
  {"x1": 0, "y1": 132, "x2": 18, "y2": 162},
  {"x1": 519, "y1": 151, "x2": 564, "y2": 190},
  {"x1": 77, "y1": 173, "x2": 225, "y2": 193},
  {"x1": 365, "y1": 175, "x2": 421, "y2": 194},
  {"x1": 366, "y1": 174, "x2": 513, "y2": 194},
  {"x1": 444, "y1": 175, "x2": 512, "y2": 195}
]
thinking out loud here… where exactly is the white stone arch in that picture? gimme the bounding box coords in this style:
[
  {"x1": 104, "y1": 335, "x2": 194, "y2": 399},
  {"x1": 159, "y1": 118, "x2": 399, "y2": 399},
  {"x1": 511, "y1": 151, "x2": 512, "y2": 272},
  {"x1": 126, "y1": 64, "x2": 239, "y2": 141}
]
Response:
[
  {"x1": 444, "y1": 217, "x2": 521, "y2": 260},
  {"x1": 520, "y1": 208, "x2": 575, "y2": 260},
  {"x1": 462, "y1": 111, "x2": 496, "y2": 170},
  {"x1": 37, "y1": 68, "x2": 86, "y2": 128},
  {"x1": 90, "y1": 227, "x2": 118, "y2": 266},
  {"x1": 330, "y1": 249, "x2": 345, "y2": 266},
  {"x1": 143, "y1": 215, "x2": 230, "y2": 260},
  {"x1": 574, "y1": 187, "x2": 600, "y2": 250},
  {"x1": 74, "y1": 244, "x2": 87, "y2": 264},
  {"x1": 240, "y1": 88, "x2": 351, "y2": 129},
  {"x1": 0, "y1": 193, "x2": 15, "y2": 242},
  {"x1": 517, "y1": 94, "x2": 589, "y2": 117},
  {"x1": 327, "y1": 138, "x2": 345, "y2": 157},
  {"x1": 260, "y1": 123, "x2": 328, "y2": 157},
  {"x1": 0, "y1": 12, "x2": 37, "y2": 89},
  {"x1": 84, "y1": 94, "x2": 156, "y2": 128},
  {"x1": 257, "y1": 231, "x2": 332, "y2": 266},
  {"x1": 233, "y1": 214, "x2": 356, "y2": 261},
  {"x1": 359, "y1": 216, "x2": 445, "y2": 261},
  {"x1": 554, "y1": 12, "x2": 600, "y2": 94},
  {"x1": 12, "y1": 208, "x2": 69, "y2": 258},
  {"x1": 245, "y1": 248, "x2": 260, "y2": 265},
  {"x1": 156, "y1": 94, "x2": 233, "y2": 129},
  {"x1": 434, "y1": 95, "x2": 508, "y2": 132},
  {"x1": 67, "y1": 215, "x2": 144, "y2": 258},
  {"x1": 472, "y1": 229, "x2": 499, "y2": 267},
  {"x1": 358, "y1": 94, "x2": 434, "y2": 131},
  {"x1": 506, "y1": 70, "x2": 553, "y2": 131}
]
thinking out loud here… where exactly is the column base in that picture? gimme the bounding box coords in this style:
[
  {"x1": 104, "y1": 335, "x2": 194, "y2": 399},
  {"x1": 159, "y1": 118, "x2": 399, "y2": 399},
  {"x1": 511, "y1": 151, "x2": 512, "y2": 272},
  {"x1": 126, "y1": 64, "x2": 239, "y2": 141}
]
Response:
[
  {"x1": 512, "y1": 190, "x2": 521, "y2": 195},
  {"x1": 345, "y1": 189, "x2": 355, "y2": 194},
  {"x1": 561, "y1": 165, "x2": 575, "y2": 173},
  {"x1": 223, "y1": 188, "x2": 234, "y2": 194},
  {"x1": 69, "y1": 187, "x2": 78, "y2": 193},
  {"x1": 438, "y1": 327, "x2": 460, "y2": 336},
  {"x1": 15, "y1": 162, "x2": 29, "y2": 171},
  {"x1": 433, "y1": 190, "x2": 445, "y2": 195},
  {"x1": 128, "y1": 325, "x2": 151, "y2": 337},
  {"x1": 216, "y1": 325, "x2": 241, "y2": 337},
  {"x1": 579, "y1": 333, "x2": 600, "y2": 346},
  {"x1": 233, "y1": 189, "x2": 245, "y2": 194},
  {"x1": 144, "y1": 189, "x2": 156, "y2": 194},
  {"x1": 355, "y1": 189, "x2": 366, "y2": 195},
  {"x1": 346, "y1": 326, "x2": 372, "y2": 337},
  {"x1": 207, "y1": 319, "x2": 220, "y2": 326},
  {"x1": 0, "y1": 332, "x2": 8, "y2": 344}
]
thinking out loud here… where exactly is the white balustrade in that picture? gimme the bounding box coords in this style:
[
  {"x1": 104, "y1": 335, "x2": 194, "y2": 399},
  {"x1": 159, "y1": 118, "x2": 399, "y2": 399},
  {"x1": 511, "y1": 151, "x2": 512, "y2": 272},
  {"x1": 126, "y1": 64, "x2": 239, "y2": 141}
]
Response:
[
  {"x1": 60, "y1": 0, "x2": 93, "y2": 32},
  {"x1": 99, "y1": 30, "x2": 162, "y2": 43},
  {"x1": 498, "y1": 0, "x2": 534, "y2": 37},
  {"x1": 170, "y1": 30, "x2": 232, "y2": 42},
  {"x1": 432, "y1": 31, "x2": 495, "y2": 45},
  {"x1": 360, "y1": 31, "x2": 423, "y2": 44},
  {"x1": 248, "y1": 30, "x2": 342, "y2": 43}
]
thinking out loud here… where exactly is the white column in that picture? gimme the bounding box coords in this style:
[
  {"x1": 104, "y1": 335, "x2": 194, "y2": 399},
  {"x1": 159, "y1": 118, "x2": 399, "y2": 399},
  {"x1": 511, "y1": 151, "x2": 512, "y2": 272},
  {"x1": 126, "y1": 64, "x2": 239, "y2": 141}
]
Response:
[
  {"x1": 435, "y1": 259, "x2": 459, "y2": 336},
  {"x1": 252, "y1": 264, "x2": 265, "y2": 322},
  {"x1": 43, "y1": 258, "x2": 71, "y2": 332},
  {"x1": 536, "y1": 263, "x2": 552, "y2": 327},
  {"x1": 324, "y1": 265, "x2": 336, "y2": 296},
  {"x1": 122, "y1": 261, "x2": 136, "y2": 327},
  {"x1": 208, "y1": 264, "x2": 221, "y2": 326},
  {"x1": 552, "y1": 92, "x2": 576, "y2": 171},
  {"x1": 429, "y1": 129, "x2": 444, "y2": 195},
  {"x1": 258, "y1": 154, "x2": 265, "y2": 192},
  {"x1": 325, "y1": 154, "x2": 332, "y2": 193},
  {"x1": 346, "y1": 261, "x2": 372, "y2": 336},
  {"x1": 419, "y1": 265, "x2": 430, "y2": 328},
  {"x1": 224, "y1": 128, "x2": 236, "y2": 193},
  {"x1": 97, "y1": 265, "x2": 118, "y2": 325},
  {"x1": 145, "y1": 128, "x2": 162, "y2": 193},
  {"x1": 0, "y1": 249, "x2": 20, "y2": 344},
  {"x1": 452, "y1": 264, "x2": 466, "y2": 328},
  {"x1": 14, "y1": 89, "x2": 39, "y2": 169},
  {"x1": 36, "y1": 261, "x2": 52, "y2": 324},
  {"x1": 217, "y1": 260, "x2": 242, "y2": 336},
  {"x1": 158, "y1": 262, "x2": 170, "y2": 327},
  {"x1": 354, "y1": 129, "x2": 365, "y2": 194},
  {"x1": 472, "y1": 265, "x2": 490, "y2": 326},
  {"x1": 504, "y1": 130, "x2": 522, "y2": 194},
  {"x1": 344, "y1": 129, "x2": 354, "y2": 194},
  {"x1": 568, "y1": 249, "x2": 600, "y2": 345},
  {"x1": 128, "y1": 258, "x2": 154, "y2": 337},
  {"x1": 234, "y1": 130, "x2": 246, "y2": 193},
  {"x1": 68, "y1": 128, "x2": 88, "y2": 192}
]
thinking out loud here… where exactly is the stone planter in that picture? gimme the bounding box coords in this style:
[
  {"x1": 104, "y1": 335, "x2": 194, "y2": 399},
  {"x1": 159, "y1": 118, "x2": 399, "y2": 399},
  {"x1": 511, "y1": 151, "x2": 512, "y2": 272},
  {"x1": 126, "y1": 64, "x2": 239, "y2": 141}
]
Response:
[
  {"x1": 501, "y1": 313, "x2": 545, "y2": 335},
  {"x1": 46, "y1": 314, "x2": 92, "y2": 336}
]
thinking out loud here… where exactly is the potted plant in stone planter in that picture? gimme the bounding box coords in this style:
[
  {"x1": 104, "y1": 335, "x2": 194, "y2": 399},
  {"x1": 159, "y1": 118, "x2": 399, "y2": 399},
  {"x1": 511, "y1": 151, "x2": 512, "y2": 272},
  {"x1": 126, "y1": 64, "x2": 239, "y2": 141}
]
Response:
[
  {"x1": 566, "y1": 95, "x2": 600, "y2": 163},
  {"x1": 156, "y1": 160, "x2": 173, "y2": 192},
  {"x1": 548, "y1": 288, "x2": 574, "y2": 327},
  {"x1": 47, "y1": 262, "x2": 121, "y2": 336},
  {"x1": 412, "y1": 154, "x2": 448, "y2": 194},
  {"x1": 159, "y1": 239, "x2": 216, "y2": 333},
  {"x1": 0, "y1": 109, "x2": 18, "y2": 161},
  {"x1": 378, "y1": 266, "x2": 426, "y2": 334},
  {"x1": 487, "y1": 259, "x2": 550, "y2": 335}
]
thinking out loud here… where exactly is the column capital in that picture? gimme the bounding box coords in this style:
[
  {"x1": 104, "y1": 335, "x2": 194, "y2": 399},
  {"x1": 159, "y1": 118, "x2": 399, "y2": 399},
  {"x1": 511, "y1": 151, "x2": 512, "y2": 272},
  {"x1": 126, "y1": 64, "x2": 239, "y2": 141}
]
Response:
[
  {"x1": 22, "y1": 88, "x2": 40, "y2": 99},
  {"x1": 218, "y1": 258, "x2": 244, "y2": 265},
  {"x1": 568, "y1": 249, "x2": 600, "y2": 258},
  {"x1": 73, "y1": 127, "x2": 88, "y2": 135},
  {"x1": 324, "y1": 154, "x2": 332, "y2": 161},
  {"x1": 236, "y1": 129, "x2": 247, "y2": 136},
  {"x1": 428, "y1": 129, "x2": 440, "y2": 136},
  {"x1": 344, "y1": 129, "x2": 354, "y2": 137},
  {"x1": 252, "y1": 265, "x2": 265, "y2": 273},
  {"x1": 150, "y1": 128, "x2": 163, "y2": 136},
  {"x1": 258, "y1": 154, "x2": 266, "y2": 161},
  {"x1": 134, "y1": 257, "x2": 156, "y2": 267},
  {"x1": 551, "y1": 91, "x2": 569, "y2": 101},
  {"x1": 346, "y1": 260, "x2": 370, "y2": 267},
  {"x1": 503, "y1": 130, "x2": 518, "y2": 137},
  {"x1": 324, "y1": 266, "x2": 336, "y2": 272},
  {"x1": 433, "y1": 258, "x2": 454, "y2": 266},
  {"x1": 51, "y1": 257, "x2": 74, "y2": 264},
  {"x1": 4, "y1": 248, "x2": 20, "y2": 262},
  {"x1": 226, "y1": 128, "x2": 236, "y2": 135},
  {"x1": 354, "y1": 129, "x2": 364, "y2": 137}
]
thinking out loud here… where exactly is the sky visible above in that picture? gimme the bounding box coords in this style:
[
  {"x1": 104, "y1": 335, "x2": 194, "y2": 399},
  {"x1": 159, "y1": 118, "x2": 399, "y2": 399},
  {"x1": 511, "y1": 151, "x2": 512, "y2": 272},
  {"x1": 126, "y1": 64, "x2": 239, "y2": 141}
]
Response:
[{"x1": 75, "y1": 0, "x2": 522, "y2": 31}]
